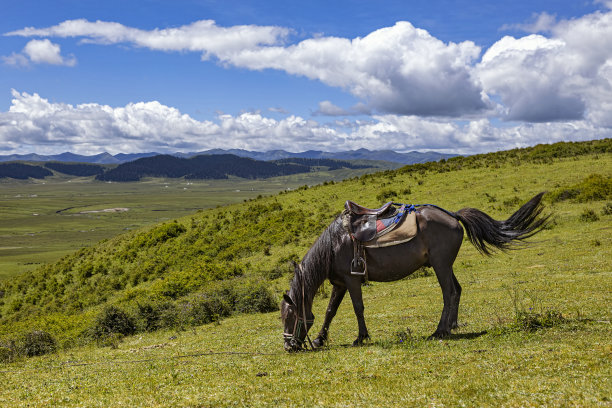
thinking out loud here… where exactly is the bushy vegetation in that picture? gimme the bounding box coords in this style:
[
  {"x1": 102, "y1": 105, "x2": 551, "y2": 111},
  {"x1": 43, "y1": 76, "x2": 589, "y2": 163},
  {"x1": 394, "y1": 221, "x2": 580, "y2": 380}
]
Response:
[
  {"x1": 0, "y1": 329, "x2": 57, "y2": 362},
  {"x1": 0, "y1": 139, "x2": 610, "y2": 362},
  {"x1": 550, "y1": 173, "x2": 612, "y2": 202}
]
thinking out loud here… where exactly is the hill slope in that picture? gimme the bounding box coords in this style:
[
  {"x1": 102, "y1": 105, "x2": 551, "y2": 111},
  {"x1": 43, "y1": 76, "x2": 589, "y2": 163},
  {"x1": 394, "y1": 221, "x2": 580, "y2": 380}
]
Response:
[
  {"x1": 95, "y1": 154, "x2": 370, "y2": 181},
  {"x1": 0, "y1": 139, "x2": 609, "y2": 340},
  {"x1": 0, "y1": 139, "x2": 609, "y2": 406}
]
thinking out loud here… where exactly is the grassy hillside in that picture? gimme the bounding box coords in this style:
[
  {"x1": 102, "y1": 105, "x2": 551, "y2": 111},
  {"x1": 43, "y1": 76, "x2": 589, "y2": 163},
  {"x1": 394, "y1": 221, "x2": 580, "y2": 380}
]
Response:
[
  {"x1": 0, "y1": 139, "x2": 610, "y2": 406},
  {"x1": 0, "y1": 164, "x2": 393, "y2": 278}
]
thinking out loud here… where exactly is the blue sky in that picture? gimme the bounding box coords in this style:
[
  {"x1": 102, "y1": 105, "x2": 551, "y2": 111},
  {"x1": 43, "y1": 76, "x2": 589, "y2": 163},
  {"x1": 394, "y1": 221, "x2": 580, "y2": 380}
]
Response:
[{"x1": 1, "y1": 0, "x2": 611, "y2": 155}]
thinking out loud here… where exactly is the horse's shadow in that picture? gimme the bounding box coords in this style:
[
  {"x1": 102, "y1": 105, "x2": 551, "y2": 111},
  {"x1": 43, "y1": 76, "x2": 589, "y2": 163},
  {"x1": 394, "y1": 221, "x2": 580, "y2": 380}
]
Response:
[
  {"x1": 433, "y1": 330, "x2": 488, "y2": 341},
  {"x1": 328, "y1": 330, "x2": 489, "y2": 350}
]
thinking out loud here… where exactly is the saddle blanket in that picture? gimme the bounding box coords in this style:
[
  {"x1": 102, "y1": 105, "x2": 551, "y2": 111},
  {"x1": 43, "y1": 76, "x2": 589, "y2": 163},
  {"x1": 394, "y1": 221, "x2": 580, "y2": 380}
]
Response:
[{"x1": 363, "y1": 210, "x2": 417, "y2": 248}]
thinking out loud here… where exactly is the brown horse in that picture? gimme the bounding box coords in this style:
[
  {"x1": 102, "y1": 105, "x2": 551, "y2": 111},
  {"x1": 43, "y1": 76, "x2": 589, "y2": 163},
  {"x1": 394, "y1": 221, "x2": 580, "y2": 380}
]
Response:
[{"x1": 281, "y1": 193, "x2": 549, "y2": 351}]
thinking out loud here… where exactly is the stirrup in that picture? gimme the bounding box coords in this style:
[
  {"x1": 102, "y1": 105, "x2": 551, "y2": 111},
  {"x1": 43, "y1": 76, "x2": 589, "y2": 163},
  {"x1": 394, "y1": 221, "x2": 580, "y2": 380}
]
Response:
[{"x1": 351, "y1": 257, "x2": 366, "y2": 276}]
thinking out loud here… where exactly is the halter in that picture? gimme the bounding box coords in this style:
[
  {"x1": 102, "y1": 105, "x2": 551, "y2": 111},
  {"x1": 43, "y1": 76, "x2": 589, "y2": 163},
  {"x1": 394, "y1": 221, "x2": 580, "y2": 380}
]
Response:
[{"x1": 283, "y1": 264, "x2": 315, "y2": 350}]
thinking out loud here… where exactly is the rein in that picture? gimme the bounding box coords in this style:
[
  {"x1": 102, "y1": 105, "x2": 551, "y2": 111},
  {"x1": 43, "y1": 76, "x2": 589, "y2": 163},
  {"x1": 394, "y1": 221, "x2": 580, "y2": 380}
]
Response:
[{"x1": 283, "y1": 264, "x2": 315, "y2": 350}]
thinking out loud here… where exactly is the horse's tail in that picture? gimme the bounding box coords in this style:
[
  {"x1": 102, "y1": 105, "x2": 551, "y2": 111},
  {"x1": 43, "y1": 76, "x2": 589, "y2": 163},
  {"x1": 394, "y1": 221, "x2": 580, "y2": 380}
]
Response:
[{"x1": 452, "y1": 192, "x2": 550, "y2": 256}]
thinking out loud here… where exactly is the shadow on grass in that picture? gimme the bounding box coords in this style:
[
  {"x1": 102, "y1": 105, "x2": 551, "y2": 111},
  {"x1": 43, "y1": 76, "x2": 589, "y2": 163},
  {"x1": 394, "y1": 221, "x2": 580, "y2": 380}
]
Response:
[{"x1": 442, "y1": 330, "x2": 488, "y2": 341}]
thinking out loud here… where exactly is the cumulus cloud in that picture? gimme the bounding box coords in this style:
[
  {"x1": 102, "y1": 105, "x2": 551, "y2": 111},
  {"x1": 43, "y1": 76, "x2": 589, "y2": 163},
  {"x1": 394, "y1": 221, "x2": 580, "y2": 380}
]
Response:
[
  {"x1": 3, "y1": 8, "x2": 612, "y2": 153},
  {"x1": 226, "y1": 22, "x2": 489, "y2": 117},
  {"x1": 6, "y1": 19, "x2": 488, "y2": 117},
  {"x1": 479, "y1": 8, "x2": 612, "y2": 124},
  {"x1": 2, "y1": 39, "x2": 76, "y2": 66},
  {"x1": 2, "y1": 90, "x2": 610, "y2": 156}
]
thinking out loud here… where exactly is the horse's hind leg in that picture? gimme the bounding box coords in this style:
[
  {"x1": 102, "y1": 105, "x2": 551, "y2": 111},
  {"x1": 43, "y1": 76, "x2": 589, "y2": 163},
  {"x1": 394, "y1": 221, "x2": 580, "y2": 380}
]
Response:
[
  {"x1": 450, "y1": 273, "x2": 462, "y2": 330},
  {"x1": 430, "y1": 263, "x2": 460, "y2": 338},
  {"x1": 313, "y1": 285, "x2": 346, "y2": 348}
]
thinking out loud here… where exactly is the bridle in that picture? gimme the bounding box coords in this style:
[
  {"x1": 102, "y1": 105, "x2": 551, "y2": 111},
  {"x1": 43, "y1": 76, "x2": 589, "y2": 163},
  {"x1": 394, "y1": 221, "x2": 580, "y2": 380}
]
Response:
[{"x1": 283, "y1": 265, "x2": 315, "y2": 351}]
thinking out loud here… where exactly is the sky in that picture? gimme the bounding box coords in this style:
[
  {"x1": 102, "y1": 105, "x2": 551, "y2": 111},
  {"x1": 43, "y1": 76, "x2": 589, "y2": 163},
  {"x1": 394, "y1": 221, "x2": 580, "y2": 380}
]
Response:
[{"x1": 1, "y1": 0, "x2": 611, "y2": 155}]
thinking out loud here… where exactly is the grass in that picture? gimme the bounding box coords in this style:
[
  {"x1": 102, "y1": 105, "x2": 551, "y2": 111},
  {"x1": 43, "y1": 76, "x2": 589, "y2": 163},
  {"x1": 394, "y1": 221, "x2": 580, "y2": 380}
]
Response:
[
  {"x1": 0, "y1": 165, "x2": 388, "y2": 279},
  {"x1": 0, "y1": 142, "x2": 610, "y2": 406}
]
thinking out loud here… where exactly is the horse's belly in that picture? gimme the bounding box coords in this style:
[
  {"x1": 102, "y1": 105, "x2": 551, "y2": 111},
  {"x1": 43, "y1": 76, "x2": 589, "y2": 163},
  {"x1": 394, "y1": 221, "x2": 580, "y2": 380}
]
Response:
[{"x1": 364, "y1": 241, "x2": 427, "y2": 282}]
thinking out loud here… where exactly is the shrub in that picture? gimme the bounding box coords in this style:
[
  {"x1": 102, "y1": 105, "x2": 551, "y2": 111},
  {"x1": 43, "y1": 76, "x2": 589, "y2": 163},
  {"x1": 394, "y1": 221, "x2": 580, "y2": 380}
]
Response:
[
  {"x1": 551, "y1": 174, "x2": 612, "y2": 202},
  {"x1": 512, "y1": 310, "x2": 565, "y2": 332},
  {"x1": 188, "y1": 292, "x2": 232, "y2": 325},
  {"x1": 0, "y1": 340, "x2": 17, "y2": 363},
  {"x1": 602, "y1": 202, "x2": 612, "y2": 215},
  {"x1": 21, "y1": 330, "x2": 57, "y2": 357},
  {"x1": 133, "y1": 301, "x2": 176, "y2": 332},
  {"x1": 376, "y1": 189, "x2": 397, "y2": 202},
  {"x1": 90, "y1": 305, "x2": 136, "y2": 338},
  {"x1": 234, "y1": 282, "x2": 278, "y2": 314},
  {"x1": 580, "y1": 208, "x2": 600, "y2": 222}
]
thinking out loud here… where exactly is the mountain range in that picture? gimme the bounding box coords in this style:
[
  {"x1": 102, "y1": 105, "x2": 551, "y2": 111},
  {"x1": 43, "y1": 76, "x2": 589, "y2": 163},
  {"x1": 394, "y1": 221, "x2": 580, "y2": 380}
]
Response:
[{"x1": 0, "y1": 148, "x2": 457, "y2": 165}]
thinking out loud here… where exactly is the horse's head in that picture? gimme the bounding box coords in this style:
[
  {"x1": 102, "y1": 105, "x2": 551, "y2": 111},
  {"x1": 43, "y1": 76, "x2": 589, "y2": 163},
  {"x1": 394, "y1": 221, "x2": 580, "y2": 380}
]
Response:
[{"x1": 281, "y1": 290, "x2": 314, "y2": 352}]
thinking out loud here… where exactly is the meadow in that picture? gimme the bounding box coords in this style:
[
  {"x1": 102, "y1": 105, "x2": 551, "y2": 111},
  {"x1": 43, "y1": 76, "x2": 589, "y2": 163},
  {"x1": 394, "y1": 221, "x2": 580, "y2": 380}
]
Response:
[
  {"x1": 0, "y1": 165, "x2": 389, "y2": 279},
  {"x1": 0, "y1": 140, "x2": 610, "y2": 407}
]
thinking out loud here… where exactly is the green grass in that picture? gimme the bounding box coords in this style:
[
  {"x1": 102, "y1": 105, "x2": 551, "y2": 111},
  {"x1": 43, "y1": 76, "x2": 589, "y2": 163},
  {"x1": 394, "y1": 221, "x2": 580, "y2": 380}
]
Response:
[
  {"x1": 0, "y1": 166, "x2": 388, "y2": 279},
  {"x1": 0, "y1": 141, "x2": 610, "y2": 406}
]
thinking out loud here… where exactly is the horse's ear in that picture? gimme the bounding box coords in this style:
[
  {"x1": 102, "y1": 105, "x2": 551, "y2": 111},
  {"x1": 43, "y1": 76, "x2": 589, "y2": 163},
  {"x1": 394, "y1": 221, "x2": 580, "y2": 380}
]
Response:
[{"x1": 283, "y1": 293, "x2": 295, "y2": 307}]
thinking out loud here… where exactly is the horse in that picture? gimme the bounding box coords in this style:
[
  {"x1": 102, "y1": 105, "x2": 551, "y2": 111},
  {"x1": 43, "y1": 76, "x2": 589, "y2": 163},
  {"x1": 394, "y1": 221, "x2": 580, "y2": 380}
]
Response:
[{"x1": 281, "y1": 192, "x2": 550, "y2": 351}]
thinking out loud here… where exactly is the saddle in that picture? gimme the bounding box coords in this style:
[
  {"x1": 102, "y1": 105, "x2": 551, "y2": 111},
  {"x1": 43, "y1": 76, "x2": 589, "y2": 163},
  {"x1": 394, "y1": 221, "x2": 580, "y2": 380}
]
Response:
[{"x1": 343, "y1": 200, "x2": 418, "y2": 276}]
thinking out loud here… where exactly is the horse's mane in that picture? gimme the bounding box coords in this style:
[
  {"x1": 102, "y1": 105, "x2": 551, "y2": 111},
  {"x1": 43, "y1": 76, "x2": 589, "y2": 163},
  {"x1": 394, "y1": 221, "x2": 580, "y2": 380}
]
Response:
[{"x1": 288, "y1": 216, "x2": 343, "y2": 311}]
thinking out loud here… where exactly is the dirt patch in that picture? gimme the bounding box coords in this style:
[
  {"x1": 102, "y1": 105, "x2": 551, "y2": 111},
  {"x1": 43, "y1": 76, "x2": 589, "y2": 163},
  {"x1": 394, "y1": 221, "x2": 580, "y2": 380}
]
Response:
[{"x1": 79, "y1": 208, "x2": 129, "y2": 214}]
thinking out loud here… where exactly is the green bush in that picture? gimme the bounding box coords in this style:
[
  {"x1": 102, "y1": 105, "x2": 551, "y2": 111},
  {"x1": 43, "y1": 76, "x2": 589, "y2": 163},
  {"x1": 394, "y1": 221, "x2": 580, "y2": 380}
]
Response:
[
  {"x1": 234, "y1": 282, "x2": 278, "y2": 314},
  {"x1": 376, "y1": 189, "x2": 397, "y2": 202},
  {"x1": 187, "y1": 292, "x2": 232, "y2": 325},
  {"x1": 512, "y1": 310, "x2": 565, "y2": 332},
  {"x1": 551, "y1": 174, "x2": 612, "y2": 203},
  {"x1": 580, "y1": 208, "x2": 600, "y2": 222},
  {"x1": 90, "y1": 305, "x2": 136, "y2": 338},
  {"x1": 21, "y1": 330, "x2": 57, "y2": 357},
  {"x1": 0, "y1": 340, "x2": 17, "y2": 363}
]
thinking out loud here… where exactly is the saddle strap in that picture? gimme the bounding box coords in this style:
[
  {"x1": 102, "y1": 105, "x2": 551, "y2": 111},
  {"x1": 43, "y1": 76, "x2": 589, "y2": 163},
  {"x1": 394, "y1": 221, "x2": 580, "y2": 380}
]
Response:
[{"x1": 350, "y1": 238, "x2": 367, "y2": 276}]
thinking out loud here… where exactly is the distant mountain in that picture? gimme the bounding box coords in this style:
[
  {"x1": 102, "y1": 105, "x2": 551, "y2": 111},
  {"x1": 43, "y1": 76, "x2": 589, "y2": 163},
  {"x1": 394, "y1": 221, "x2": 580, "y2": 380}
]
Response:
[
  {"x1": 0, "y1": 152, "x2": 158, "y2": 164},
  {"x1": 195, "y1": 148, "x2": 457, "y2": 164},
  {"x1": 96, "y1": 154, "x2": 370, "y2": 182},
  {"x1": 0, "y1": 149, "x2": 457, "y2": 165}
]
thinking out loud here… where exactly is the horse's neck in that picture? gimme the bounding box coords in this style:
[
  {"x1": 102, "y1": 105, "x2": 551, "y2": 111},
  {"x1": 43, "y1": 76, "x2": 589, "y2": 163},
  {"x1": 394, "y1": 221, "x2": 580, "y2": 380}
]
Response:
[{"x1": 292, "y1": 269, "x2": 319, "y2": 315}]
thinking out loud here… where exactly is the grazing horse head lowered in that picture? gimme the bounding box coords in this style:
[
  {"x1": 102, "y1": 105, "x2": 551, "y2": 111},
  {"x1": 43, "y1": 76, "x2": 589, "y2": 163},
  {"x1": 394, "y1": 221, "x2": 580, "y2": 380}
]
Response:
[{"x1": 280, "y1": 193, "x2": 550, "y2": 351}]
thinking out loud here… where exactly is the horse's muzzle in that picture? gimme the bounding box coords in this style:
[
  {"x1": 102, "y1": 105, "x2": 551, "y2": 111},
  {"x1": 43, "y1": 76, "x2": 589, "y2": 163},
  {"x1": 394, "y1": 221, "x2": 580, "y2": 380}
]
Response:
[{"x1": 284, "y1": 338, "x2": 303, "y2": 352}]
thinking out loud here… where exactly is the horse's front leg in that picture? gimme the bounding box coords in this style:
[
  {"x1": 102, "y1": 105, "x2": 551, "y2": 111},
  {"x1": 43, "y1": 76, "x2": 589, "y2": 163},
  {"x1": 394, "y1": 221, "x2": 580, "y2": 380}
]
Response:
[
  {"x1": 313, "y1": 284, "x2": 346, "y2": 348},
  {"x1": 346, "y1": 276, "x2": 370, "y2": 346}
]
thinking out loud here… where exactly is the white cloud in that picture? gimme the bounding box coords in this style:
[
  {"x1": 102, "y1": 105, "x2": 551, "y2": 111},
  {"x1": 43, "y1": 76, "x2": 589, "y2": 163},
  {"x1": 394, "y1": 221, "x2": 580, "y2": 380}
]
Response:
[
  {"x1": 315, "y1": 101, "x2": 351, "y2": 116},
  {"x1": 225, "y1": 22, "x2": 489, "y2": 117},
  {"x1": 479, "y1": 8, "x2": 612, "y2": 124},
  {"x1": 2, "y1": 39, "x2": 76, "y2": 66},
  {"x1": 6, "y1": 19, "x2": 289, "y2": 58},
  {"x1": 1, "y1": 90, "x2": 610, "y2": 156},
  {"x1": 501, "y1": 12, "x2": 557, "y2": 33},
  {"x1": 6, "y1": 19, "x2": 488, "y2": 117},
  {"x1": 3, "y1": 8, "x2": 612, "y2": 153}
]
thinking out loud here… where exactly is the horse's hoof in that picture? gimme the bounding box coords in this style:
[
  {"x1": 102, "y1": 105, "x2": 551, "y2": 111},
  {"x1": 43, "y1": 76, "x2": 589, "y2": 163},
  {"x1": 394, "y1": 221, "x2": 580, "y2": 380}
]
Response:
[
  {"x1": 352, "y1": 335, "x2": 370, "y2": 346},
  {"x1": 313, "y1": 336, "x2": 325, "y2": 348},
  {"x1": 428, "y1": 330, "x2": 450, "y2": 340}
]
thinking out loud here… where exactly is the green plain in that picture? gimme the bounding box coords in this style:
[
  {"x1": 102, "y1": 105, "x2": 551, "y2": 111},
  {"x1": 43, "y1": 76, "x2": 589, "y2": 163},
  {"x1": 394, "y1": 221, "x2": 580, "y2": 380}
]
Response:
[
  {"x1": 0, "y1": 147, "x2": 610, "y2": 407},
  {"x1": 0, "y1": 166, "x2": 388, "y2": 279}
]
